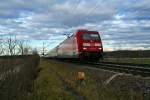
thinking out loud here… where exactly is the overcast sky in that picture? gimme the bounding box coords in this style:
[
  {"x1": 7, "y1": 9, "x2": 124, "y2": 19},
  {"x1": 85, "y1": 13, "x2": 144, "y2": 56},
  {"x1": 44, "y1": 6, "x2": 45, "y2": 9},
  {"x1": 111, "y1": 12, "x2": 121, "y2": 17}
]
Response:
[{"x1": 0, "y1": 0, "x2": 150, "y2": 51}]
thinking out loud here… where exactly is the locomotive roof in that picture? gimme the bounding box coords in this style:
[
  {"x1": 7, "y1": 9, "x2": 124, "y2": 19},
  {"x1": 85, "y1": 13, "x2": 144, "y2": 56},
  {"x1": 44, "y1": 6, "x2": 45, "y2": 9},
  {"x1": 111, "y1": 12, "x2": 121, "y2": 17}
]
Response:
[{"x1": 77, "y1": 29, "x2": 99, "y2": 33}]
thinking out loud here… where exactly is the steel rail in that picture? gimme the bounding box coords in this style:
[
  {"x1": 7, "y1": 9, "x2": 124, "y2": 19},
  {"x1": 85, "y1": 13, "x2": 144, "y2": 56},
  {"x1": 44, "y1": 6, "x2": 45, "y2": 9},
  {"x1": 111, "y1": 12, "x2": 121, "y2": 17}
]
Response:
[{"x1": 70, "y1": 61, "x2": 150, "y2": 77}]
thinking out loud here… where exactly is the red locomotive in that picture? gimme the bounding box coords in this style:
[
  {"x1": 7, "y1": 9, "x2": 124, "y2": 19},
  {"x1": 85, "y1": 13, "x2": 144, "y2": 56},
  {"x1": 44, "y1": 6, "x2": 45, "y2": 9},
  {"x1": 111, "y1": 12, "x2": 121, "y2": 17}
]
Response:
[{"x1": 46, "y1": 29, "x2": 103, "y2": 61}]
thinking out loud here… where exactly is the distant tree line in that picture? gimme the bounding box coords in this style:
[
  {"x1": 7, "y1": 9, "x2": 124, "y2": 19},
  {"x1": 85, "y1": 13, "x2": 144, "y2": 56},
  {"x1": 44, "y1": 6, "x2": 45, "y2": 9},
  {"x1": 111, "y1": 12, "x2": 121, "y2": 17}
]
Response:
[{"x1": 104, "y1": 50, "x2": 150, "y2": 58}]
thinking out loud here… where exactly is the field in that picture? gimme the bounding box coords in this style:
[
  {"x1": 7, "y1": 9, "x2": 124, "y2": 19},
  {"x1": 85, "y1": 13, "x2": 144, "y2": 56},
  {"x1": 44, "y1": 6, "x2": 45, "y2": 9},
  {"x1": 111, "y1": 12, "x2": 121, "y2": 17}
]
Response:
[
  {"x1": 103, "y1": 58, "x2": 150, "y2": 64},
  {"x1": 0, "y1": 55, "x2": 150, "y2": 100},
  {"x1": 103, "y1": 50, "x2": 150, "y2": 64},
  {"x1": 30, "y1": 59, "x2": 150, "y2": 100},
  {"x1": 0, "y1": 55, "x2": 40, "y2": 100}
]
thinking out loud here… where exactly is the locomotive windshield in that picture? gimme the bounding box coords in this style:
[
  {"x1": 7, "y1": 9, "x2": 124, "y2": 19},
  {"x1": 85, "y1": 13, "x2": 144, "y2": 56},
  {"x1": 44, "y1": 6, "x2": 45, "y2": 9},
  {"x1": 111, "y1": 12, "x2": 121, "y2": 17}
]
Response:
[{"x1": 82, "y1": 33, "x2": 100, "y2": 41}]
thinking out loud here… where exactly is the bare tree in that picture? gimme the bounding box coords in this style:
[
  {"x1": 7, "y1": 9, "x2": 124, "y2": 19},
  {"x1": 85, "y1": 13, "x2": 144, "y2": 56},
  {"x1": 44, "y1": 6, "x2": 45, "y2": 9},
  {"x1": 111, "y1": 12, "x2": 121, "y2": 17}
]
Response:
[
  {"x1": 24, "y1": 47, "x2": 30, "y2": 55},
  {"x1": 0, "y1": 35, "x2": 4, "y2": 55},
  {"x1": 0, "y1": 33, "x2": 34, "y2": 56},
  {"x1": 18, "y1": 40, "x2": 25, "y2": 55},
  {"x1": 5, "y1": 34, "x2": 18, "y2": 56},
  {"x1": 42, "y1": 41, "x2": 50, "y2": 55},
  {"x1": 17, "y1": 40, "x2": 30, "y2": 55}
]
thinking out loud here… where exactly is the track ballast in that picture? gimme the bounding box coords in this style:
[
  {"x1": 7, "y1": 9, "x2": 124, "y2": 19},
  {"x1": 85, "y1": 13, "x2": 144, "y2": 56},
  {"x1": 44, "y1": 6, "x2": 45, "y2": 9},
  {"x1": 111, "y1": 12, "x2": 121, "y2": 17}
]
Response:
[{"x1": 70, "y1": 61, "x2": 150, "y2": 77}]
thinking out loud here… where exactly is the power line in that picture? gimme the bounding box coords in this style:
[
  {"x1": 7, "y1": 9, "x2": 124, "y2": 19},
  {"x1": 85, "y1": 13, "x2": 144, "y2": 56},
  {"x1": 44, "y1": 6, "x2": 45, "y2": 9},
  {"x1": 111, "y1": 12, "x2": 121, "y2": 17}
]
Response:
[
  {"x1": 86, "y1": 0, "x2": 104, "y2": 15},
  {"x1": 71, "y1": 0, "x2": 81, "y2": 15}
]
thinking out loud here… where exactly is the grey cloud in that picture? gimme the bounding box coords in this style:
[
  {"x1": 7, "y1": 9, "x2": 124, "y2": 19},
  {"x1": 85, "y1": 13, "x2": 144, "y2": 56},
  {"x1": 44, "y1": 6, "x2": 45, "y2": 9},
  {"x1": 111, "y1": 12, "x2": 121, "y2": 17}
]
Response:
[{"x1": 0, "y1": 0, "x2": 150, "y2": 50}]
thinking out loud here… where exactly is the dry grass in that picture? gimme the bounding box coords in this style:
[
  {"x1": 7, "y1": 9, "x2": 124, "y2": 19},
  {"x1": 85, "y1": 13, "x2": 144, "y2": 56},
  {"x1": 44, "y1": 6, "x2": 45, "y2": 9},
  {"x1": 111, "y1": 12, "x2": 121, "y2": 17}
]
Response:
[
  {"x1": 30, "y1": 59, "x2": 77, "y2": 100},
  {"x1": 31, "y1": 59, "x2": 150, "y2": 100},
  {"x1": 0, "y1": 55, "x2": 40, "y2": 100}
]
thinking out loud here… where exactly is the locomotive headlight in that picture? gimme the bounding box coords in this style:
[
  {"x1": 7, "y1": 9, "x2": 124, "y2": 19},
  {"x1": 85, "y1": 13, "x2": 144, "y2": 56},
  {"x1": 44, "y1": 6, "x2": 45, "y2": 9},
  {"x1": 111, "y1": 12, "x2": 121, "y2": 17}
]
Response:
[
  {"x1": 83, "y1": 43, "x2": 90, "y2": 46},
  {"x1": 83, "y1": 47, "x2": 87, "y2": 50},
  {"x1": 95, "y1": 43, "x2": 101, "y2": 46},
  {"x1": 98, "y1": 48, "x2": 102, "y2": 50}
]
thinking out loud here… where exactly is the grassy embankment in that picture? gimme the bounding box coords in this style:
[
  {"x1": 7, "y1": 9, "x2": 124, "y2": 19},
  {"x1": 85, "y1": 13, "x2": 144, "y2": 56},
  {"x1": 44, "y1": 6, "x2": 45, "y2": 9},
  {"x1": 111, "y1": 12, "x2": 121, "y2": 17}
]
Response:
[
  {"x1": 31, "y1": 59, "x2": 148, "y2": 100},
  {"x1": 0, "y1": 55, "x2": 40, "y2": 100}
]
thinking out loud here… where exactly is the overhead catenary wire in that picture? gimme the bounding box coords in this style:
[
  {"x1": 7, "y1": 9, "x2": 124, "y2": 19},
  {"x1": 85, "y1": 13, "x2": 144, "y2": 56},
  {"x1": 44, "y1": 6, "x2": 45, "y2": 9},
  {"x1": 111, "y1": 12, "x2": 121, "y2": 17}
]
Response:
[
  {"x1": 46, "y1": 0, "x2": 103, "y2": 37},
  {"x1": 70, "y1": 0, "x2": 104, "y2": 31},
  {"x1": 86, "y1": 0, "x2": 105, "y2": 15},
  {"x1": 71, "y1": 0, "x2": 81, "y2": 15}
]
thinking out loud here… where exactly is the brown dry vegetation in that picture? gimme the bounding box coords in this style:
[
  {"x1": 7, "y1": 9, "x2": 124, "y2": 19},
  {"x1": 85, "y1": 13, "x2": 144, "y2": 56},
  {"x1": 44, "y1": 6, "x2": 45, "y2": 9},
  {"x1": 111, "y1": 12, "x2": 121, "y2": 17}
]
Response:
[
  {"x1": 1, "y1": 56, "x2": 150, "y2": 100},
  {"x1": 0, "y1": 55, "x2": 40, "y2": 100},
  {"x1": 31, "y1": 59, "x2": 150, "y2": 100}
]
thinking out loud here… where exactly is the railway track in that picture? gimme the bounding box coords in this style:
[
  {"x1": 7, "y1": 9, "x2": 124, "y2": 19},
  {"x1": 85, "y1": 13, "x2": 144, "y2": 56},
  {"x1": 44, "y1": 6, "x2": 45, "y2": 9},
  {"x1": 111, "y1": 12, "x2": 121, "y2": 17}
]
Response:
[{"x1": 69, "y1": 61, "x2": 150, "y2": 77}]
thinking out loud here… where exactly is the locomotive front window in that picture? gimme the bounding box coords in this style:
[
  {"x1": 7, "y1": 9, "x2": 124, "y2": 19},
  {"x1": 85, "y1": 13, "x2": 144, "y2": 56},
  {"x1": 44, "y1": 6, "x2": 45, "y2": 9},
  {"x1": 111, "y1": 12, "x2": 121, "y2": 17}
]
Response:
[{"x1": 82, "y1": 33, "x2": 100, "y2": 41}]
